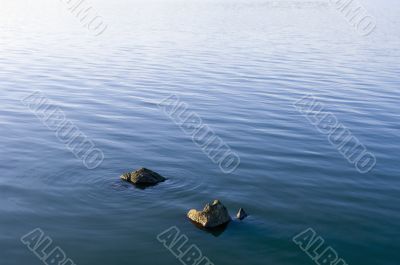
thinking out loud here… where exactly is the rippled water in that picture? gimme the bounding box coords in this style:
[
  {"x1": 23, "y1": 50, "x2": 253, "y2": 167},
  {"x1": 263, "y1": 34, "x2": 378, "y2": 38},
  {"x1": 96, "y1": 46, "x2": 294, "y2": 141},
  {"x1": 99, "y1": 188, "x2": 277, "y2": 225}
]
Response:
[{"x1": 1, "y1": 0, "x2": 399, "y2": 264}]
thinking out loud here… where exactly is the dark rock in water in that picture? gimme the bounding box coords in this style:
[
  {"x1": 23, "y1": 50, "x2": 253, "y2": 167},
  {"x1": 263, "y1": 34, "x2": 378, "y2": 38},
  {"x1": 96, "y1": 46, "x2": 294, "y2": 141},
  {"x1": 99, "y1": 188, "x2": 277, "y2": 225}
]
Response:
[
  {"x1": 187, "y1": 200, "x2": 231, "y2": 228},
  {"x1": 236, "y1": 208, "x2": 248, "y2": 220},
  {"x1": 120, "y1": 168, "x2": 166, "y2": 186}
]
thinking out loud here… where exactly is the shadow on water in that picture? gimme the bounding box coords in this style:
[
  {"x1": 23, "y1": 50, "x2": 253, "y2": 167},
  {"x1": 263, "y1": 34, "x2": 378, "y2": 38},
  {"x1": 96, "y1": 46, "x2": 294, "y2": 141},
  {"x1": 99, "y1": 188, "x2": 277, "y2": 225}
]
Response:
[
  {"x1": 124, "y1": 181, "x2": 166, "y2": 190},
  {"x1": 189, "y1": 220, "x2": 230, "y2": 237}
]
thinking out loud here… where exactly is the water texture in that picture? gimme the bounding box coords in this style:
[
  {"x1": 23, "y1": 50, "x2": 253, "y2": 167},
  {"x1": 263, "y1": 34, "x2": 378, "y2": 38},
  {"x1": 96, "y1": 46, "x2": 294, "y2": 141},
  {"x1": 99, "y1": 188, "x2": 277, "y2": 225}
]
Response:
[{"x1": 0, "y1": 1, "x2": 399, "y2": 264}]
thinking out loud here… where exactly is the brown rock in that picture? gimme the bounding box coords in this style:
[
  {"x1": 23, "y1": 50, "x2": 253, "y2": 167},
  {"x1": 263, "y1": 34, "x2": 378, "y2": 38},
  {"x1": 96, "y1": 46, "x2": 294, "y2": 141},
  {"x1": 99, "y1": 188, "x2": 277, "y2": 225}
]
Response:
[
  {"x1": 187, "y1": 200, "x2": 231, "y2": 228},
  {"x1": 120, "y1": 168, "x2": 166, "y2": 185}
]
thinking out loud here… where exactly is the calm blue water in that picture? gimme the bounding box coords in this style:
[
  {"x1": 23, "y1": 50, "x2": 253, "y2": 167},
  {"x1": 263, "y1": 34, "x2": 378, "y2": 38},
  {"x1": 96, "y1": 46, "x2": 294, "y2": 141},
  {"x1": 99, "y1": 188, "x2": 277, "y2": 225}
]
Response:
[{"x1": 1, "y1": 0, "x2": 399, "y2": 264}]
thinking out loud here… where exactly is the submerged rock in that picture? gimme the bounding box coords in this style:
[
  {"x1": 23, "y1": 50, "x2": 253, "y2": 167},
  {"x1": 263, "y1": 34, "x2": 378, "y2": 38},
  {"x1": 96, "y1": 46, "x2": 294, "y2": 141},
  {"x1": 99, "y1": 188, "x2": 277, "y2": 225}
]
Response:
[
  {"x1": 187, "y1": 200, "x2": 231, "y2": 228},
  {"x1": 236, "y1": 208, "x2": 248, "y2": 220},
  {"x1": 120, "y1": 167, "x2": 166, "y2": 185}
]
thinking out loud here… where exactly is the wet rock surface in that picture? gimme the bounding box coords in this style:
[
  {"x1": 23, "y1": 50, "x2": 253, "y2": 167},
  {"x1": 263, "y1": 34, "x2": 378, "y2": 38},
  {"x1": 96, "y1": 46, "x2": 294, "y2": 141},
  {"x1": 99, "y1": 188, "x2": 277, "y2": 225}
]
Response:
[
  {"x1": 187, "y1": 200, "x2": 231, "y2": 228},
  {"x1": 236, "y1": 208, "x2": 248, "y2": 220},
  {"x1": 120, "y1": 167, "x2": 166, "y2": 186}
]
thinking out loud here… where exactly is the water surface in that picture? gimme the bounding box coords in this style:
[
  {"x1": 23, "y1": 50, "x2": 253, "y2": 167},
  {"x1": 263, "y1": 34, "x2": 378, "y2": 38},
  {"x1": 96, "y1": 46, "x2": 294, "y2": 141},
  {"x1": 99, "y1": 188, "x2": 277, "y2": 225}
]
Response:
[{"x1": 0, "y1": 1, "x2": 399, "y2": 264}]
